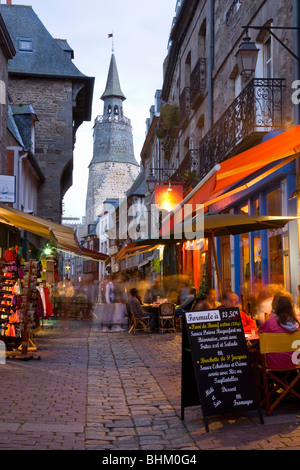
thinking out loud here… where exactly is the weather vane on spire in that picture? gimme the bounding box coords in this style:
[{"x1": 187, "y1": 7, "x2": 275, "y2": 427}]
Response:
[{"x1": 108, "y1": 32, "x2": 114, "y2": 53}]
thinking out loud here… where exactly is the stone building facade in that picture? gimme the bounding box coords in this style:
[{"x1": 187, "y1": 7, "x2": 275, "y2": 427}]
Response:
[
  {"x1": 0, "y1": 4, "x2": 94, "y2": 223},
  {"x1": 160, "y1": 0, "x2": 295, "y2": 180},
  {"x1": 142, "y1": 0, "x2": 300, "y2": 302},
  {"x1": 86, "y1": 53, "x2": 139, "y2": 225},
  {"x1": 0, "y1": 12, "x2": 15, "y2": 174}
]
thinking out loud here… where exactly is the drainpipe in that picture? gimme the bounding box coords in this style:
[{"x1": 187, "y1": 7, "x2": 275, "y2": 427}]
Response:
[
  {"x1": 208, "y1": 0, "x2": 215, "y2": 129},
  {"x1": 18, "y1": 152, "x2": 27, "y2": 210}
]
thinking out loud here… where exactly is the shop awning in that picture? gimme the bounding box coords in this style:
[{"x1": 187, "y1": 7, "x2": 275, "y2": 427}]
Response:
[
  {"x1": 207, "y1": 125, "x2": 300, "y2": 201},
  {"x1": 115, "y1": 242, "x2": 161, "y2": 263},
  {"x1": 161, "y1": 125, "x2": 300, "y2": 235},
  {"x1": 0, "y1": 203, "x2": 108, "y2": 262}
]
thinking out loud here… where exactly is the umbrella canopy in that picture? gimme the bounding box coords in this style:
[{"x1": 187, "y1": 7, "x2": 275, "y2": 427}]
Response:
[
  {"x1": 134, "y1": 213, "x2": 297, "y2": 245},
  {"x1": 177, "y1": 213, "x2": 298, "y2": 239},
  {"x1": 131, "y1": 213, "x2": 298, "y2": 299}
]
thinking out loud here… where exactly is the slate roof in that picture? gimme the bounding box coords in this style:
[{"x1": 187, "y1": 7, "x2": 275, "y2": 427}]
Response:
[
  {"x1": 0, "y1": 5, "x2": 94, "y2": 121},
  {"x1": 55, "y1": 39, "x2": 74, "y2": 59},
  {"x1": 0, "y1": 12, "x2": 15, "y2": 59},
  {"x1": 0, "y1": 5, "x2": 88, "y2": 79},
  {"x1": 101, "y1": 53, "x2": 126, "y2": 101},
  {"x1": 8, "y1": 104, "x2": 45, "y2": 182},
  {"x1": 126, "y1": 169, "x2": 146, "y2": 198},
  {"x1": 8, "y1": 105, "x2": 24, "y2": 147},
  {"x1": 10, "y1": 103, "x2": 38, "y2": 118}
]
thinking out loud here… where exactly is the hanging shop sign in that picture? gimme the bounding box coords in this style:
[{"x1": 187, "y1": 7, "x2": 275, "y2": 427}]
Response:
[
  {"x1": 0, "y1": 175, "x2": 16, "y2": 203},
  {"x1": 155, "y1": 185, "x2": 183, "y2": 213}
]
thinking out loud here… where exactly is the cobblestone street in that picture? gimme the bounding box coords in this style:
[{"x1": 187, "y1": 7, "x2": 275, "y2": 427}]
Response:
[{"x1": 0, "y1": 318, "x2": 300, "y2": 450}]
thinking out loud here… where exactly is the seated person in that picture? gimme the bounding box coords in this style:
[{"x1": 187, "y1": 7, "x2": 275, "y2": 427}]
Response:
[
  {"x1": 129, "y1": 288, "x2": 156, "y2": 332},
  {"x1": 259, "y1": 293, "x2": 300, "y2": 370},
  {"x1": 191, "y1": 288, "x2": 221, "y2": 312},
  {"x1": 175, "y1": 287, "x2": 196, "y2": 317},
  {"x1": 221, "y1": 290, "x2": 256, "y2": 335}
]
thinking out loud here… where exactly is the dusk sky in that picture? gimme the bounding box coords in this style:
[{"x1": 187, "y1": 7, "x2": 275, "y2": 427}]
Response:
[{"x1": 11, "y1": 0, "x2": 176, "y2": 219}]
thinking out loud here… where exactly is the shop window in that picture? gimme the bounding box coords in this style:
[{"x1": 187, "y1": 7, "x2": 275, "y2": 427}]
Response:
[
  {"x1": 221, "y1": 235, "x2": 231, "y2": 291},
  {"x1": 268, "y1": 231, "x2": 283, "y2": 284},
  {"x1": 239, "y1": 204, "x2": 249, "y2": 214},
  {"x1": 266, "y1": 187, "x2": 283, "y2": 284},
  {"x1": 283, "y1": 234, "x2": 291, "y2": 292},
  {"x1": 266, "y1": 188, "x2": 281, "y2": 216},
  {"x1": 253, "y1": 198, "x2": 260, "y2": 216},
  {"x1": 239, "y1": 233, "x2": 250, "y2": 288},
  {"x1": 253, "y1": 235, "x2": 262, "y2": 282}
]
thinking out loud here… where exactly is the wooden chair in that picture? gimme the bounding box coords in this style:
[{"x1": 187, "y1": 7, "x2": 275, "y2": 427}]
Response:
[
  {"x1": 255, "y1": 332, "x2": 300, "y2": 416},
  {"x1": 158, "y1": 303, "x2": 176, "y2": 334},
  {"x1": 175, "y1": 314, "x2": 182, "y2": 332},
  {"x1": 127, "y1": 304, "x2": 151, "y2": 334}
]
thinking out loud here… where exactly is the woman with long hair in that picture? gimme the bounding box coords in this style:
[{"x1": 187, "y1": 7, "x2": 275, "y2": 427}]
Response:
[{"x1": 259, "y1": 293, "x2": 300, "y2": 370}]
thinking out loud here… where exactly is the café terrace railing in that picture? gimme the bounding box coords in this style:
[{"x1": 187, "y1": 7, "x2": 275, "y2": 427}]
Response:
[{"x1": 172, "y1": 78, "x2": 285, "y2": 186}]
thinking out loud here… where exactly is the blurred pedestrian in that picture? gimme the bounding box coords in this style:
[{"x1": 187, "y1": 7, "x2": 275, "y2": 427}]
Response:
[
  {"x1": 111, "y1": 274, "x2": 127, "y2": 332},
  {"x1": 102, "y1": 275, "x2": 114, "y2": 331},
  {"x1": 65, "y1": 280, "x2": 75, "y2": 298},
  {"x1": 175, "y1": 287, "x2": 196, "y2": 317},
  {"x1": 144, "y1": 279, "x2": 164, "y2": 304}
]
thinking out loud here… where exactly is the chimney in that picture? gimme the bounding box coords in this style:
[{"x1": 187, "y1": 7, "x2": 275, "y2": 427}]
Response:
[{"x1": 7, "y1": 0, "x2": 12, "y2": 4}]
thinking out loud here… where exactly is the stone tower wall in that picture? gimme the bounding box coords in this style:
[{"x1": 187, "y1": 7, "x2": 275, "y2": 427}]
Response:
[{"x1": 86, "y1": 161, "x2": 139, "y2": 224}]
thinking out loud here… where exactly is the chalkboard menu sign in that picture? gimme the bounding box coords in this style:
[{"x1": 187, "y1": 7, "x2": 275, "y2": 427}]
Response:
[{"x1": 181, "y1": 308, "x2": 263, "y2": 432}]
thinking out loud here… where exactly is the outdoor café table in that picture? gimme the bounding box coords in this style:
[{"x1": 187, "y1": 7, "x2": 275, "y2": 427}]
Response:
[
  {"x1": 142, "y1": 303, "x2": 164, "y2": 332},
  {"x1": 142, "y1": 303, "x2": 160, "y2": 323}
]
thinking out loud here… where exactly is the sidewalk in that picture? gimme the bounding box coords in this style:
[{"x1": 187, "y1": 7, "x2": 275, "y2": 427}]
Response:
[{"x1": 0, "y1": 318, "x2": 300, "y2": 450}]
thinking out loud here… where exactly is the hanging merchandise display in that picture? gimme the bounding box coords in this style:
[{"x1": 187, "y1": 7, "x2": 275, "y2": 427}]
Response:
[
  {"x1": 37, "y1": 284, "x2": 53, "y2": 320},
  {"x1": 0, "y1": 248, "x2": 43, "y2": 358},
  {"x1": 0, "y1": 246, "x2": 29, "y2": 350},
  {"x1": 19, "y1": 260, "x2": 39, "y2": 355}
]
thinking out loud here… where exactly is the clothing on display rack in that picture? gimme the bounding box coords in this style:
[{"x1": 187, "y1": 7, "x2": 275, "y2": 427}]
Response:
[{"x1": 37, "y1": 284, "x2": 53, "y2": 319}]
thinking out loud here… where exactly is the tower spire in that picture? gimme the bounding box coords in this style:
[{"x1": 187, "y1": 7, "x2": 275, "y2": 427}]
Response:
[
  {"x1": 108, "y1": 32, "x2": 114, "y2": 53},
  {"x1": 101, "y1": 51, "x2": 126, "y2": 102}
]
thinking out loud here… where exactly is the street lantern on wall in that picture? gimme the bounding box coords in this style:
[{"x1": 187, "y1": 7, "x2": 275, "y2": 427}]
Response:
[
  {"x1": 146, "y1": 172, "x2": 157, "y2": 194},
  {"x1": 235, "y1": 29, "x2": 260, "y2": 80}
]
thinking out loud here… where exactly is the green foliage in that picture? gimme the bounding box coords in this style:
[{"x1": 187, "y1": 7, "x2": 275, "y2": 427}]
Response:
[
  {"x1": 154, "y1": 104, "x2": 179, "y2": 141},
  {"x1": 196, "y1": 262, "x2": 210, "y2": 301},
  {"x1": 183, "y1": 169, "x2": 198, "y2": 183}
]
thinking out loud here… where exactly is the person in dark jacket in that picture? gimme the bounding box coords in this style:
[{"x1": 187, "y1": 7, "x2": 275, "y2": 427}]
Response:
[
  {"x1": 129, "y1": 288, "x2": 156, "y2": 332},
  {"x1": 175, "y1": 287, "x2": 196, "y2": 317}
]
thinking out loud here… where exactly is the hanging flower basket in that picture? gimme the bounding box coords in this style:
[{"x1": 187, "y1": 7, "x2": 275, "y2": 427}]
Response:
[
  {"x1": 160, "y1": 103, "x2": 179, "y2": 131},
  {"x1": 154, "y1": 103, "x2": 179, "y2": 142},
  {"x1": 154, "y1": 126, "x2": 167, "y2": 139}
]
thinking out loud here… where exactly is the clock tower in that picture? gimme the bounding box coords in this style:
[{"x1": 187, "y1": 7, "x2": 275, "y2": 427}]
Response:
[{"x1": 85, "y1": 53, "x2": 139, "y2": 224}]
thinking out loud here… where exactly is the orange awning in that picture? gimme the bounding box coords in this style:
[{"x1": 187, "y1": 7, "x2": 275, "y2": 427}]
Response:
[
  {"x1": 161, "y1": 125, "x2": 300, "y2": 235},
  {"x1": 115, "y1": 242, "x2": 161, "y2": 262},
  {"x1": 209, "y1": 125, "x2": 300, "y2": 198}
]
